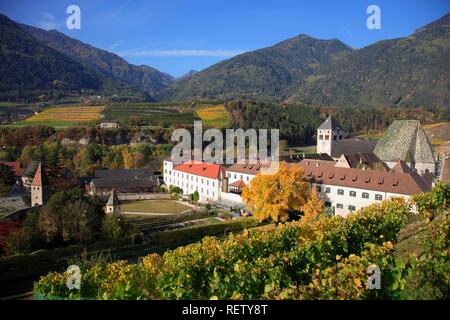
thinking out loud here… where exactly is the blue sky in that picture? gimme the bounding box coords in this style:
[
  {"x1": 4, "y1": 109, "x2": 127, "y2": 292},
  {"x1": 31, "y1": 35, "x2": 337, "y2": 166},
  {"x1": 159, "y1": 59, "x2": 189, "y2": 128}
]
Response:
[{"x1": 1, "y1": 0, "x2": 449, "y2": 77}]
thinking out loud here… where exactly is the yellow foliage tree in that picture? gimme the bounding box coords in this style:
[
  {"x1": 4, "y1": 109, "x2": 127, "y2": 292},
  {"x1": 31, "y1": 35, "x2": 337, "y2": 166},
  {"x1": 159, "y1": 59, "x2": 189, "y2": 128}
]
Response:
[
  {"x1": 242, "y1": 162, "x2": 310, "y2": 222},
  {"x1": 300, "y1": 189, "x2": 324, "y2": 222},
  {"x1": 122, "y1": 148, "x2": 134, "y2": 169}
]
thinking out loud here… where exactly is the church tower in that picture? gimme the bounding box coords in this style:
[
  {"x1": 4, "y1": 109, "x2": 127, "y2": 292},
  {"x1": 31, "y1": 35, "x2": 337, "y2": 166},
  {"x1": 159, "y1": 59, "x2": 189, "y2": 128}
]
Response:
[
  {"x1": 106, "y1": 190, "x2": 121, "y2": 217},
  {"x1": 30, "y1": 163, "x2": 47, "y2": 206},
  {"x1": 316, "y1": 116, "x2": 345, "y2": 156}
]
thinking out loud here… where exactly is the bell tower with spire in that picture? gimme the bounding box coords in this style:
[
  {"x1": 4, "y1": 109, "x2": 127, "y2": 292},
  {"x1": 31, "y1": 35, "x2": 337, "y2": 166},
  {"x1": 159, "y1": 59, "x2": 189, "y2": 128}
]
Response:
[
  {"x1": 30, "y1": 162, "x2": 48, "y2": 206},
  {"x1": 106, "y1": 190, "x2": 121, "y2": 217}
]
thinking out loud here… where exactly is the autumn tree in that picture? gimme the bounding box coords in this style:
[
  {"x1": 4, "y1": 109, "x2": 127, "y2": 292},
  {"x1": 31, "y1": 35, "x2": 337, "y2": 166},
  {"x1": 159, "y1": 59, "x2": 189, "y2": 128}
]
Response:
[
  {"x1": 242, "y1": 163, "x2": 310, "y2": 222},
  {"x1": 300, "y1": 189, "x2": 324, "y2": 222},
  {"x1": 122, "y1": 148, "x2": 134, "y2": 169},
  {"x1": 38, "y1": 188, "x2": 104, "y2": 245}
]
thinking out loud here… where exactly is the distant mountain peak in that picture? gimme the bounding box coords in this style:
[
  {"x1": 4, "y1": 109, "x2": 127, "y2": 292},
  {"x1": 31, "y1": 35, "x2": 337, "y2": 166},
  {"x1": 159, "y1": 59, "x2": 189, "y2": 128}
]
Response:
[
  {"x1": 414, "y1": 11, "x2": 450, "y2": 34},
  {"x1": 18, "y1": 21, "x2": 174, "y2": 94},
  {"x1": 159, "y1": 14, "x2": 449, "y2": 108},
  {"x1": 176, "y1": 70, "x2": 199, "y2": 81}
]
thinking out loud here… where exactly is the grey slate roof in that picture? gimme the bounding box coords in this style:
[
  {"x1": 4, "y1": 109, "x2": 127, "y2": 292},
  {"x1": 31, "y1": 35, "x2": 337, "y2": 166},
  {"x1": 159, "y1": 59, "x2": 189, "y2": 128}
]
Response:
[
  {"x1": 317, "y1": 116, "x2": 344, "y2": 131},
  {"x1": 374, "y1": 120, "x2": 435, "y2": 163},
  {"x1": 280, "y1": 153, "x2": 334, "y2": 163},
  {"x1": 92, "y1": 168, "x2": 158, "y2": 189},
  {"x1": 331, "y1": 139, "x2": 378, "y2": 158},
  {"x1": 24, "y1": 161, "x2": 40, "y2": 178}
]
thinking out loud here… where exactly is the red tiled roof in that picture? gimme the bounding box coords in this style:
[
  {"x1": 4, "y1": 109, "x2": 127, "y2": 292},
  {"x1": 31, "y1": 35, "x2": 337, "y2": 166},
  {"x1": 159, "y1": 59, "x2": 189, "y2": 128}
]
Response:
[
  {"x1": 230, "y1": 179, "x2": 246, "y2": 188},
  {"x1": 174, "y1": 161, "x2": 225, "y2": 179},
  {"x1": 299, "y1": 159, "x2": 431, "y2": 195},
  {"x1": 0, "y1": 162, "x2": 25, "y2": 177},
  {"x1": 391, "y1": 160, "x2": 412, "y2": 174},
  {"x1": 227, "y1": 160, "x2": 271, "y2": 175},
  {"x1": 31, "y1": 163, "x2": 44, "y2": 186}
]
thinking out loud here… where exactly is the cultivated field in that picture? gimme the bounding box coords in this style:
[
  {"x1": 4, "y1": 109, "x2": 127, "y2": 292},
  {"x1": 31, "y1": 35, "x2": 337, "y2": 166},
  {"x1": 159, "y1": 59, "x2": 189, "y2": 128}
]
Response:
[
  {"x1": 103, "y1": 103, "x2": 199, "y2": 127},
  {"x1": 24, "y1": 106, "x2": 104, "y2": 123},
  {"x1": 195, "y1": 105, "x2": 230, "y2": 128}
]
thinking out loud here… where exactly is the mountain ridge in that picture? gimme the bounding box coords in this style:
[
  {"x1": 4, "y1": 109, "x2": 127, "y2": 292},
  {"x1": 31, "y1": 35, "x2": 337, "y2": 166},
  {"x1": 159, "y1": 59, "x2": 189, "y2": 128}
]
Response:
[
  {"x1": 20, "y1": 24, "x2": 174, "y2": 95},
  {"x1": 160, "y1": 13, "x2": 449, "y2": 108},
  {"x1": 0, "y1": 12, "x2": 448, "y2": 108},
  {"x1": 156, "y1": 34, "x2": 353, "y2": 101}
]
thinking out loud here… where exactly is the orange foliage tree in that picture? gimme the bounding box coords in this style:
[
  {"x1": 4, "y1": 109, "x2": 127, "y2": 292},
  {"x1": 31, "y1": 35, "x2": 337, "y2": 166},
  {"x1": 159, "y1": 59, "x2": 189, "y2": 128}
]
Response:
[{"x1": 242, "y1": 162, "x2": 310, "y2": 222}]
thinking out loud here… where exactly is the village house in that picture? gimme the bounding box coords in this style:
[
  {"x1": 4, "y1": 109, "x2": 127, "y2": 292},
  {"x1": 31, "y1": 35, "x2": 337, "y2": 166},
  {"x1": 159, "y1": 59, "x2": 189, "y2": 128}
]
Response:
[
  {"x1": 0, "y1": 161, "x2": 25, "y2": 184},
  {"x1": 99, "y1": 121, "x2": 120, "y2": 129}
]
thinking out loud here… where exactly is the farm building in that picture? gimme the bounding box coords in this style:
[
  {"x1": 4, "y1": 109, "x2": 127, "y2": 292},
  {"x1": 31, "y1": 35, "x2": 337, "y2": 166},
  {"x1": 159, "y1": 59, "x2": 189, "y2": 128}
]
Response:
[
  {"x1": 86, "y1": 168, "x2": 159, "y2": 196},
  {"x1": 99, "y1": 121, "x2": 120, "y2": 129}
]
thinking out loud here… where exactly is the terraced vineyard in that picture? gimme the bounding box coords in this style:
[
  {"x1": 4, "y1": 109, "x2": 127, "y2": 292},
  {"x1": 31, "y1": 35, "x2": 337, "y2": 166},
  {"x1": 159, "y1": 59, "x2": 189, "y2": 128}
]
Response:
[
  {"x1": 122, "y1": 210, "x2": 213, "y2": 234},
  {"x1": 103, "y1": 103, "x2": 199, "y2": 127}
]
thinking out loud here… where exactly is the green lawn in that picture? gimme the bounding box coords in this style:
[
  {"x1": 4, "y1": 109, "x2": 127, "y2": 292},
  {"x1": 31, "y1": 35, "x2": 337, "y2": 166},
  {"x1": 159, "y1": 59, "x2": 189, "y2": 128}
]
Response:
[
  {"x1": 285, "y1": 145, "x2": 317, "y2": 155},
  {"x1": 0, "y1": 102, "x2": 22, "y2": 107},
  {"x1": 120, "y1": 200, "x2": 193, "y2": 214}
]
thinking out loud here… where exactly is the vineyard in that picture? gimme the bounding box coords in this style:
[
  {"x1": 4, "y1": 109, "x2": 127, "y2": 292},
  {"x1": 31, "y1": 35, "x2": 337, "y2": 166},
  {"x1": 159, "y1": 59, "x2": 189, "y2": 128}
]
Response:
[
  {"x1": 196, "y1": 105, "x2": 230, "y2": 128},
  {"x1": 33, "y1": 183, "x2": 450, "y2": 300},
  {"x1": 102, "y1": 103, "x2": 199, "y2": 127},
  {"x1": 15, "y1": 106, "x2": 104, "y2": 126}
]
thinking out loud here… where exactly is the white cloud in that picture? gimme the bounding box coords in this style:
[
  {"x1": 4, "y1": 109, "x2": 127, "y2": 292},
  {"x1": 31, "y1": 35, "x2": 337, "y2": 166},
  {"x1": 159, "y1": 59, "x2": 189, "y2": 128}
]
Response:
[
  {"x1": 38, "y1": 21, "x2": 60, "y2": 30},
  {"x1": 38, "y1": 11, "x2": 60, "y2": 30},
  {"x1": 42, "y1": 12, "x2": 55, "y2": 21},
  {"x1": 117, "y1": 49, "x2": 247, "y2": 58},
  {"x1": 108, "y1": 40, "x2": 126, "y2": 50}
]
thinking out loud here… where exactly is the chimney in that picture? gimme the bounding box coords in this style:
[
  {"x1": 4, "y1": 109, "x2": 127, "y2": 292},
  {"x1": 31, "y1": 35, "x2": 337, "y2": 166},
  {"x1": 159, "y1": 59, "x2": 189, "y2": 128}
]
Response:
[{"x1": 222, "y1": 177, "x2": 229, "y2": 193}]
